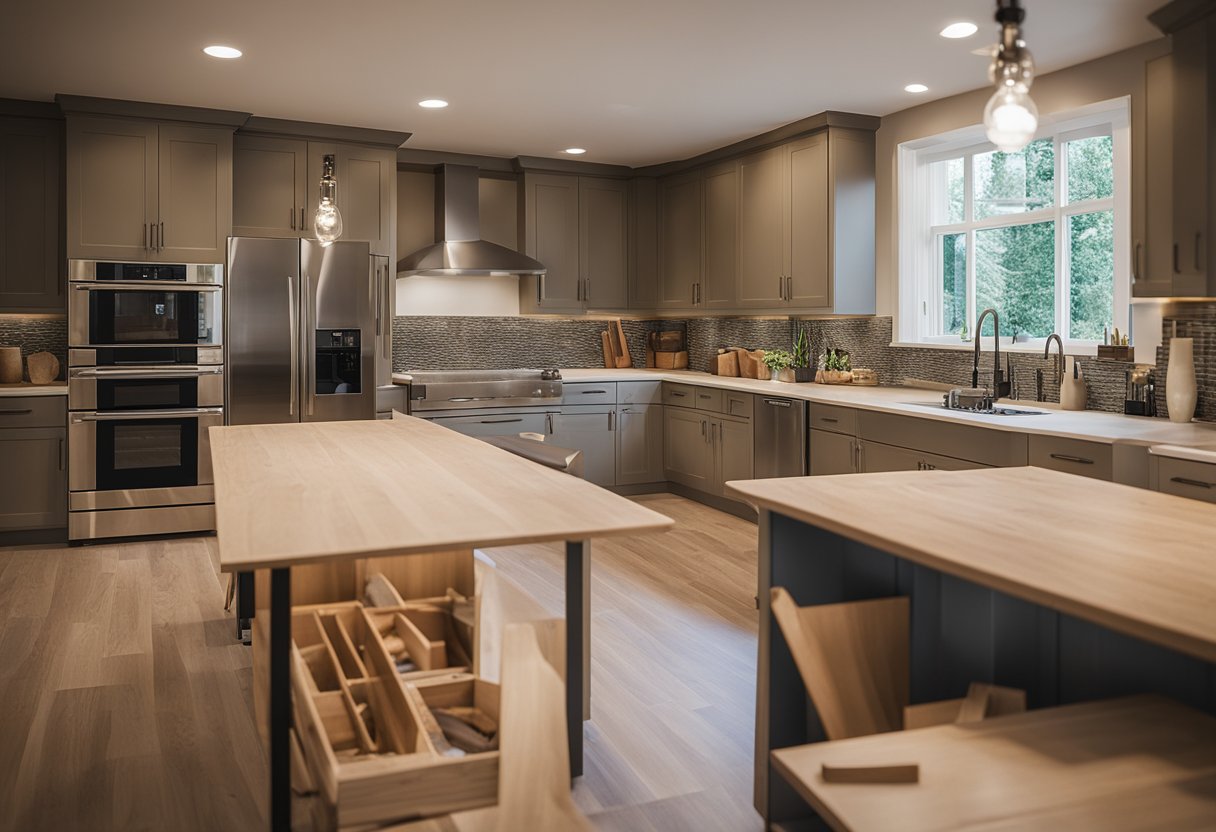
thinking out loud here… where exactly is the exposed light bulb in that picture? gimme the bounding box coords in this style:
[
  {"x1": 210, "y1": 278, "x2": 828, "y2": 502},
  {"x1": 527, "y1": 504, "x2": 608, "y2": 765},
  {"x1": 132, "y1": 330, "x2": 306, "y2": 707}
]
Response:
[
  {"x1": 314, "y1": 154, "x2": 343, "y2": 247},
  {"x1": 983, "y1": 83, "x2": 1038, "y2": 152}
]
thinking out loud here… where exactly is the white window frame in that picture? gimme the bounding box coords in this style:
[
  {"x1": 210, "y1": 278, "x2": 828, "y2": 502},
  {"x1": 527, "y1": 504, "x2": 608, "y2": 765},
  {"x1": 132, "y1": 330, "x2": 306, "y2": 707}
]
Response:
[{"x1": 896, "y1": 98, "x2": 1131, "y2": 353}]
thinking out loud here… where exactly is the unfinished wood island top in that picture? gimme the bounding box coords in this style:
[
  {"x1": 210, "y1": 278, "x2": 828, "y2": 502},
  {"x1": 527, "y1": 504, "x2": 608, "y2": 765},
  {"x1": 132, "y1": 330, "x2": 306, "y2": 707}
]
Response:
[
  {"x1": 772, "y1": 695, "x2": 1216, "y2": 831},
  {"x1": 210, "y1": 417, "x2": 673, "y2": 571},
  {"x1": 727, "y1": 466, "x2": 1216, "y2": 663}
]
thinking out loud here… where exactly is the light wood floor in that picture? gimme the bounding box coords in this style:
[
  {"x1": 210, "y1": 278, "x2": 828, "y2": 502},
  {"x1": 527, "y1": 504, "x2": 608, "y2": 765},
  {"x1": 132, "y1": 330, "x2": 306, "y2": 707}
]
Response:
[{"x1": 0, "y1": 494, "x2": 763, "y2": 831}]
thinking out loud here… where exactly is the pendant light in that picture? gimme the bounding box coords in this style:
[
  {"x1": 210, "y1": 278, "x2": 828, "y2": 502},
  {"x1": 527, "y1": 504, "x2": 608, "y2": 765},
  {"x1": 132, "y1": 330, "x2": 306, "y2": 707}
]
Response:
[
  {"x1": 983, "y1": 0, "x2": 1038, "y2": 152},
  {"x1": 314, "y1": 154, "x2": 343, "y2": 247}
]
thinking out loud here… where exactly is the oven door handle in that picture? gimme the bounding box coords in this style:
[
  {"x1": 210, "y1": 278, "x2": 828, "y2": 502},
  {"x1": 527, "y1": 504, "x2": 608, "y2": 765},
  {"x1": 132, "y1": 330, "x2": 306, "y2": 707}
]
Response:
[
  {"x1": 71, "y1": 282, "x2": 223, "y2": 292},
  {"x1": 72, "y1": 407, "x2": 225, "y2": 422},
  {"x1": 73, "y1": 367, "x2": 224, "y2": 378}
]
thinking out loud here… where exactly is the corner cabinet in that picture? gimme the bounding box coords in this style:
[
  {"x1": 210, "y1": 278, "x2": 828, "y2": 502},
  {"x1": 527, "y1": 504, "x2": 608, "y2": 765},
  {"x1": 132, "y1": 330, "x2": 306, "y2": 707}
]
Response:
[
  {"x1": 519, "y1": 173, "x2": 629, "y2": 312},
  {"x1": 0, "y1": 116, "x2": 62, "y2": 312},
  {"x1": 66, "y1": 116, "x2": 233, "y2": 264}
]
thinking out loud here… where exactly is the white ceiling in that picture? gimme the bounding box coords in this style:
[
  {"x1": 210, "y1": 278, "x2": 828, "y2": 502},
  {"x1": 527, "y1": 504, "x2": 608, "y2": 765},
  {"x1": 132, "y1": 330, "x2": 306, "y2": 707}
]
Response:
[{"x1": 3, "y1": 0, "x2": 1163, "y2": 167}]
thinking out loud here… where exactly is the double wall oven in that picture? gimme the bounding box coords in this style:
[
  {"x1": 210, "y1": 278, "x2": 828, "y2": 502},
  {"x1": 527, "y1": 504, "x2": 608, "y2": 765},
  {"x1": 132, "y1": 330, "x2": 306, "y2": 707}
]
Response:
[{"x1": 67, "y1": 260, "x2": 223, "y2": 541}]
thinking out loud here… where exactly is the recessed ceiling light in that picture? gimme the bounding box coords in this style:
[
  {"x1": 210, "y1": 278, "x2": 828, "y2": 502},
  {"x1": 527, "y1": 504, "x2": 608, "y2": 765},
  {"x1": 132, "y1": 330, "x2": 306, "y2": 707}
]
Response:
[
  {"x1": 203, "y1": 45, "x2": 242, "y2": 59},
  {"x1": 563, "y1": 148, "x2": 586, "y2": 155},
  {"x1": 418, "y1": 99, "x2": 449, "y2": 109},
  {"x1": 904, "y1": 84, "x2": 929, "y2": 94},
  {"x1": 940, "y1": 21, "x2": 978, "y2": 39}
]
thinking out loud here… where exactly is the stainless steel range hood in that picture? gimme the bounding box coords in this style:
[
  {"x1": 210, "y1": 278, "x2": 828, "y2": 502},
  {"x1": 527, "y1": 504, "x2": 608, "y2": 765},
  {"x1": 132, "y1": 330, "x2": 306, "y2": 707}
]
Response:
[{"x1": 397, "y1": 164, "x2": 546, "y2": 277}]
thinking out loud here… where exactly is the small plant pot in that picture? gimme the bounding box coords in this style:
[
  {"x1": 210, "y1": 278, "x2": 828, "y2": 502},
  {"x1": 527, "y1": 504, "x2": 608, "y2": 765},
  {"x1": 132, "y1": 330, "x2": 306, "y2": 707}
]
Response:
[
  {"x1": 775, "y1": 368, "x2": 796, "y2": 383},
  {"x1": 792, "y1": 367, "x2": 816, "y2": 383}
]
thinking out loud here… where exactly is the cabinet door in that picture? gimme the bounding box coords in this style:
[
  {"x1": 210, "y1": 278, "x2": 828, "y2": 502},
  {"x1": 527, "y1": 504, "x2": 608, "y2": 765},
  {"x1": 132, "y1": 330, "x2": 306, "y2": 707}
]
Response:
[
  {"x1": 702, "y1": 161, "x2": 739, "y2": 308},
  {"x1": 616, "y1": 404, "x2": 663, "y2": 485},
  {"x1": 232, "y1": 135, "x2": 308, "y2": 239},
  {"x1": 809, "y1": 428, "x2": 856, "y2": 475},
  {"x1": 713, "y1": 415, "x2": 754, "y2": 496},
  {"x1": 157, "y1": 123, "x2": 232, "y2": 263},
  {"x1": 657, "y1": 170, "x2": 702, "y2": 308},
  {"x1": 1138, "y1": 54, "x2": 1175, "y2": 296},
  {"x1": 663, "y1": 405, "x2": 712, "y2": 490},
  {"x1": 0, "y1": 427, "x2": 66, "y2": 530},
  {"x1": 66, "y1": 116, "x2": 158, "y2": 261},
  {"x1": 579, "y1": 177, "x2": 628, "y2": 308},
  {"x1": 787, "y1": 132, "x2": 831, "y2": 307},
  {"x1": 306, "y1": 142, "x2": 396, "y2": 256},
  {"x1": 630, "y1": 177, "x2": 659, "y2": 309},
  {"x1": 860, "y1": 440, "x2": 989, "y2": 473},
  {"x1": 523, "y1": 173, "x2": 581, "y2": 310},
  {"x1": 1170, "y1": 20, "x2": 1211, "y2": 296},
  {"x1": 425, "y1": 411, "x2": 552, "y2": 439},
  {"x1": 550, "y1": 407, "x2": 617, "y2": 487},
  {"x1": 737, "y1": 146, "x2": 787, "y2": 307},
  {"x1": 0, "y1": 117, "x2": 61, "y2": 311}
]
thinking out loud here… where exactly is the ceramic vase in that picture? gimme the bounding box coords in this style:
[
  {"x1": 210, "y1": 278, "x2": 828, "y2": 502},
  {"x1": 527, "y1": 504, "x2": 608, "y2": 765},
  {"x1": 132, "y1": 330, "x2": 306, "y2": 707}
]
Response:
[{"x1": 1166, "y1": 337, "x2": 1197, "y2": 423}]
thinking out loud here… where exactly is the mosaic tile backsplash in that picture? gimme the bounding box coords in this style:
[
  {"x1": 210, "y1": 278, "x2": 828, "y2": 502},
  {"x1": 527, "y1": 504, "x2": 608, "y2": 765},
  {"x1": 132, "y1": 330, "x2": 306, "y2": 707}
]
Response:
[
  {"x1": 393, "y1": 303, "x2": 1216, "y2": 422},
  {"x1": 0, "y1": 317, "x2": 67, "y2": 381}
]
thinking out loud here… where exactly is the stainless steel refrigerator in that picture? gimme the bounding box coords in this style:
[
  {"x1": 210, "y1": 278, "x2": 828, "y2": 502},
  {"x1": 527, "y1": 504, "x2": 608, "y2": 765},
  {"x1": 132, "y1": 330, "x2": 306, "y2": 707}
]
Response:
[{"x1": 226, "y1": 237, "x2": 385, "y2": 425}]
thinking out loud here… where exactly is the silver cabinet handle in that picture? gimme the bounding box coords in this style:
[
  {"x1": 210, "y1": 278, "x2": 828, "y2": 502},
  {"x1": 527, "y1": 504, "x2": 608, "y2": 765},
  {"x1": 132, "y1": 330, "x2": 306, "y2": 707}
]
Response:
[
  {"x1": 478, "y1": 417, "x2": 523, "y2": 424},
  {"x1": 1050, "y1": 453, "x2": 1094, "y2": 465},
  {"x1": 670, "y1": 391, "x2": 687, "y2": 398},
  {"x1": 160, "y1": 221, "x2": 165, "y2": 252},
  {"x1": 608, "y1": 410, "x2": 615, "y2": 431},
  {"x1": 59, "y1": 438, "x2": 65, "y2": 471},
  {"x1": 576, "y1": 278, "x2": 582, "y2": 301},
  {"x1": 1173, "y1": 243, "x2": 1181, "y2": 274},
  {"x1": 1132, "y1": 241, "x2": 1142, "y2": 283},
  {"x1": 787, "y1": 276, "x2": 793, "y2": 301},
  {"x1": 375, "y1": 263, "x2": 383, "y2": 338},
  {"x1": 288, "y1": 275, "x2": 298, "y2": 417},
  {"x1": 763, "y1": 399, "x2": 792, "y2": 407},
  {"x1": 144, "y1": 223, "x2": 150, "y2": 251},
  {"x1": 0, "y1": 409, "x2": 33, "y2": 415},
  {"x1": 74, "y1": 407, "x2": 224, "y2": 421},
  {"x1": 585, "y1": 278, "x2": 591, "y2": 303},
  {"x1": 1170, "y1": 476, "x2": 1213, "y2": 489},
  {"x1": 290, "y1": 208, "x2": 296, "y2": 230},
  {"x1": 300, "y1": 207, "x2": 306, "y2": 233},
  {"x1": 539, "y1": 273, "x2": 546, "y2": 301},
  {"x1": 701, "y1": 419, "x2": 707, "y2": 441},
  {"x1": 581, "y1": 390, "x2": 608, "y2": 395},
  {"x1": 304, "y1": 273, "x2": 314, "y2": 417},
  {"x1": 546, "y1": 412, "x2": 554, "y2": 433},
  {"x1": 821, "y1": 416, "x2": 838, "y2": 423},
  {"x1": 778, "y1": 276, "x2": 784, "y2": 301}
]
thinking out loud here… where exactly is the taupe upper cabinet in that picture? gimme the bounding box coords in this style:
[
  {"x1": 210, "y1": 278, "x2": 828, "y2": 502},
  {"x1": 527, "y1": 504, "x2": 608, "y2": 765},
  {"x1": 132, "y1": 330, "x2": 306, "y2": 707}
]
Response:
[
  {"x1": 309, "y1": 143, "x2": 396, "y2": 257},
  {"x1": 786, "y1": 132, "x2": 830, "y2": 307},
  {"x1": 520, "y1": 173, "x2": 629, "y2": 312},
  {"x1": 0, "y1": 116, "x2": 62, "y2": 312},
  {"x1": 232, "y1": 135, "x2": 308, "y2": 238},
  {"x1": 737, "y1": 147, "x2": 786, "y2": 307},
  {"x1": 657, "y1": 170, "x2": 702, "y2": 308},
  {"x1": 66, "y1": 116, "x2": 232, "y2": 264},
  {"x1": 702, "y1": 161, "x2": 739, "y2": 309}
]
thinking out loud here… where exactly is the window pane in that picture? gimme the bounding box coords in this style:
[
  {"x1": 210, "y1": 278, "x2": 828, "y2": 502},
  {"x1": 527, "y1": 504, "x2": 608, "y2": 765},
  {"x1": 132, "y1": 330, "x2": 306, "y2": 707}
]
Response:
[
  {"x1": 973, "y1": 139, "x2": 1054, "y2": 220},
  {"x1": 930, "y1": 157, "x2": 965, "y2": 224},
  {"x1": 975, "y1": 221, "x2": 1055, "y2": 338},
  {"x1": 1066, "y1": 135, "x2": 1113, "y2": 203},
  {"x1": 1069, "y1": 210, "x2": 1114, "y2": 340},
  {"x1": 940, "y1": 233, "x2": 967, "y2": 335}
]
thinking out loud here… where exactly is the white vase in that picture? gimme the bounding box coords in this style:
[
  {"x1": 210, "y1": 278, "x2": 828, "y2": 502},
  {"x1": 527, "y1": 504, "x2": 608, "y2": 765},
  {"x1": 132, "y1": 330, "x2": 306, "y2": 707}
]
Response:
[{"x1": 1166, "y1": 337, "x2": 1197, "y2": 423}]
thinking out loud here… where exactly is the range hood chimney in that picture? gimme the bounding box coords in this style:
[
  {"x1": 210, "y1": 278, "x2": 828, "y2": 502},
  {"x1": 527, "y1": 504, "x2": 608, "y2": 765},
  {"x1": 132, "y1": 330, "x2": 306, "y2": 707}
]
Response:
[{"x1": 396, "y1": 164, "x2": 546, "y2": 277}]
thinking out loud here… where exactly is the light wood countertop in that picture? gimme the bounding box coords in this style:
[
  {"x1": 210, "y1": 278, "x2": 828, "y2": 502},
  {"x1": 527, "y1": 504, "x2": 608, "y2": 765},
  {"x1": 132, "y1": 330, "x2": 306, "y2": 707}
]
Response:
[
  {"x1": 727, "y1": 466, "x2": 1216, "y2": 663},
  {"x1": 210, "y1": 416, "x2": 673, "y2": 572},
  {"x1": 772, "y1": 695, "x2": 1216, "y2": 831}
]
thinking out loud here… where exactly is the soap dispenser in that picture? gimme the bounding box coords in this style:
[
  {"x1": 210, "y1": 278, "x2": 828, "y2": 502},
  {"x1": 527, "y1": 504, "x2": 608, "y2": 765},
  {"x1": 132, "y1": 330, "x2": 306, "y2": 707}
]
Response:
[{"x1": 1059, "y1": 356, "x2": 1087, "y2": 411}]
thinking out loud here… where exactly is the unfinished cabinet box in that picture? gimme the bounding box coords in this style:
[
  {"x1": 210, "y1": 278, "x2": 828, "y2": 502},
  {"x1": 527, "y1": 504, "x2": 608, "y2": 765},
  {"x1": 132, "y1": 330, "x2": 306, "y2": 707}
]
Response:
[{"x1": 0, "y1": 115, "x2": 62, "y2": 312}]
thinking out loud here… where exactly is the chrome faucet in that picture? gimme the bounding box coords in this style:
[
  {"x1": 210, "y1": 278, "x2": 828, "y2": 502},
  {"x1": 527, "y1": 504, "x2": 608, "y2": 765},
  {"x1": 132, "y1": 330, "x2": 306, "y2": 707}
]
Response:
[
  {"x1": 972, "y1": 308, "x2": 1011, "y2": 399},
  {"x1": 1038, "y1": 333, "x2": 1065, "y2": 401}
]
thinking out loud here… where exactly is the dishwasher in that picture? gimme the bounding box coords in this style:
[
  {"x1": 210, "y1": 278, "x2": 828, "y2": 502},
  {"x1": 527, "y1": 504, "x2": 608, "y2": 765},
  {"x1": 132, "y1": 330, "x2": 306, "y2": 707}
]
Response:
[{"x1": 754, "y1": 395, "x2": 808, "y2": 478}]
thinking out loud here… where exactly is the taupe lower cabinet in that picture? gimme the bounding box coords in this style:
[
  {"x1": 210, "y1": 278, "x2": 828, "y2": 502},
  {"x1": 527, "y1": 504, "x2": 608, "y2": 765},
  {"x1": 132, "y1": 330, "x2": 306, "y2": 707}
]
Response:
[
  {"x1": 66, "y1": 116, "x2": 232, "y2": 263},
  {"x1": 0, "y1": 116, "x2": 62, "y2": 312},
  {"x1": 520, "y1": 173, "x2": 628, "y2": 312},
  {"x1": 616, "y1": 403, "x2": 664, "y2": 485},
  {"x1": 550, "y1": 406, "x2": 617, "y2": 487},
  {"x1": 663, "y1": 386, "x2": 754, "y2": 497},
  {"x1": 0, "y1": 397, "x2": 66, "y2": 532},
  {"x1": 808, "y1": 428, "x2": 858, "y2": 475}
]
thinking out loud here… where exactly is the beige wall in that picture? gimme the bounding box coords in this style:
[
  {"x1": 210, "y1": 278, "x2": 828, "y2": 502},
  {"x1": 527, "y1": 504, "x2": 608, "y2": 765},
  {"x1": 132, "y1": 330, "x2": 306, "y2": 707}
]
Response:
[
  {"x1": 394, "y1": 171, "x2": 521, "y2": 316},
  {"x1": 874, "y1": 37, "x2": 1171, "y2": 320}
]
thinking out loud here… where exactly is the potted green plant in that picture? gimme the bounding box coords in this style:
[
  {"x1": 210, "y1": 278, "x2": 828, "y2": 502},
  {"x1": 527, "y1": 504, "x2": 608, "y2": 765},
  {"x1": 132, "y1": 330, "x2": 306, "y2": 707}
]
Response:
[
  {"x1": 819, "y1": 347, "x2": 853, "y2": 384},
  {"x1": 792, "y1": 327, "x2": 815, "y2": 382},
  {"x1": 762, "y1": 349, "x2": 796, "y2": 383}
]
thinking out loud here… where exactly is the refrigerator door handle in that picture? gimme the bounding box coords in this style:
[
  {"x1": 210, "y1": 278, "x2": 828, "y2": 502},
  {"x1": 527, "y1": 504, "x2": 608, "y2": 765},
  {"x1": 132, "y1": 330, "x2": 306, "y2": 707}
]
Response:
[
  {"x1": 288, "y1": 275, "x2": 298, "y2": 417},
  {"x1": 374, "y1": 262, "x2": 382, "y2": 338},
  {"x1": 304, "y1": 272, "x2": 314, "y2": 417}
]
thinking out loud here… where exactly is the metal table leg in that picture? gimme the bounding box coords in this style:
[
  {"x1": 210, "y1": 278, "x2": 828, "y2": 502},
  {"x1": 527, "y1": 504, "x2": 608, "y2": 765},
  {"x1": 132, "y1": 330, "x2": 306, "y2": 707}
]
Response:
[
  {"x1": 565, "y1": 540, "x2": 584, "y2": 778},
  {"x1": 270, "y1": 568, "x2": 292, "y2": 831}
]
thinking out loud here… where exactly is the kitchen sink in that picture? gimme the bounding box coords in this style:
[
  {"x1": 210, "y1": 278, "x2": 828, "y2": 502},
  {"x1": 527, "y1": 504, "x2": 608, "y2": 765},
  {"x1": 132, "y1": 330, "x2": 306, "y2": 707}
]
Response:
[{"x1": 903, "y1": 402, "x2": 1049, "y2": 416}]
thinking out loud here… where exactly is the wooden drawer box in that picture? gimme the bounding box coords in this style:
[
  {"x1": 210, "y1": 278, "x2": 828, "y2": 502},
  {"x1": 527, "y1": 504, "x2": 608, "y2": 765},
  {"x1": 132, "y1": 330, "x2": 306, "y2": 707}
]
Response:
[{"x1": 289, "y1": 601, "x2": 499, "y2": 830}]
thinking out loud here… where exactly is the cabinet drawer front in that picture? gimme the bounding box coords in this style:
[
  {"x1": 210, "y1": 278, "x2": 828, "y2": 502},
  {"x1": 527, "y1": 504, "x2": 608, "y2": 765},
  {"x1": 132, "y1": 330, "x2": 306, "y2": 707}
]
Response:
[
  {"x1": 561, "y1": 382, "x2": 616, "y2": 406},
  {"x1": 663, "y1": 382, "x2": 696, "y2": 407},
  {"x1": 693, "y1": 387, "x2": 723, "y2": 412},
  {"x1": 1028, "y1": 436, "x2": 1113, "y2": 481},
  {"x1": 1156, "y1": 457, "x2": 1216, "y2": 503},
  {"x1": 809, "y1": 404, "x2": 858, "y2": 435},
  {"x1": 724, "y1": 391, "x2": 753, "y2": 419},
  {"x1": 858, "y1": 411, "x2": 1027, "y2": 468},
  {"x1": 618, "y1": 380, "x2": 662, "y2": 405},
  {"x1": 0, "y1": 395, "x2": 65, "y2": 428}
]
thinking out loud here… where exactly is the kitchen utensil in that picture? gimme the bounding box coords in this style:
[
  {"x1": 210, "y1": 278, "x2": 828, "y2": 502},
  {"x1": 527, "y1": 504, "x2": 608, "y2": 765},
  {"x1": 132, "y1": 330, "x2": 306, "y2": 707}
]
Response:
[
  {"x1": 614, "y1": 320, "x2": 632, "y2": 368},
  {"x1": 654, "y1": 350, "x2": 688, "y2": 370},
  {"x1": 1123, "y1": 367, "x2": 1156, "y2": 416},
  {"x1": 601, "y1": 332, "x2": 614, "y2": 369},
  {"x1": 0, "y1": 347, "x2": 21, "y2": 383},
  {"x1": 26, "y1": 351, "x2": 59, "y2": 384},
  {"x1": 716, "y1": 350, "x2": 740, "y2": 377}
]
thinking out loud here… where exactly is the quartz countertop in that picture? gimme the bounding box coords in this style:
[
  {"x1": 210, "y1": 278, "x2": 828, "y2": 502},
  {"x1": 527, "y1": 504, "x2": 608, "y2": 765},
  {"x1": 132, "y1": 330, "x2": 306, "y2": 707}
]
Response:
[
  {"x1": 0, "y1": 382, "x2": 67, "y2": 397},
  {"x1": 556, "y1": 368, "x2": 1216, "y2": 448}
]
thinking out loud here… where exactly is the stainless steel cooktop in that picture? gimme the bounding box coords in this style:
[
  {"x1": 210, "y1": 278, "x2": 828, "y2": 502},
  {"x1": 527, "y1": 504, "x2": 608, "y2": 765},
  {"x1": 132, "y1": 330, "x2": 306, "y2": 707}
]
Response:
[{"x1": 407, "y1": 369, "x2": 563, "y2": 411}]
